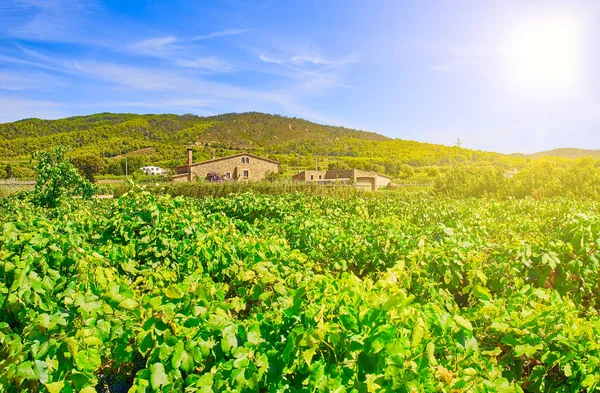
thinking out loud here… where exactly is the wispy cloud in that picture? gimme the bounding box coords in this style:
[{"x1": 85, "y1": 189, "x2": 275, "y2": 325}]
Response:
[
  {"x1": 126, "y1": 36, "x2": 238, "y2": 73},
  {"x1": 428, "y1": 61, "x2": 478, "y2": 73},
  {"x1": 74, "y1": 62, "x2": 187, "y2": 92},
  {"x1": 290, "y1": 54, "x2": 358, "y2": 66},
  {"x1": 258, "y1": 54, "x2": 284, "y2": 65},
  {"x1": 258, "y1": 0, "x2": 275, "y2": 10},
  {"x1": 16, "y1": 44, "x2": 53, "y2": 62},
  {"x1": 7, "y1": 0, "x2": 98, "y2": 43},
  {"x1": 0, "y1": 71, "x2": 62, "y2": 91},
  {"x1": 175, "y1": 57, "x2": 234, "y2": 72},
  {"x1": 72, "y1": 61, "x2": 283, "y2": 103},
  {"x1": 429, "y1": 65, "x2": 451, "y2": 72},
  {"x1": 192, "y1": 29, "x2": 248, "y2": 41},
  {"x1": 129, "y1": 36, "x2": 179, "y2": 56},
  {"x1": 0, "y1": 54, "x2": 66, "y2": 74},
  {"x1": 255, "y1": 48, "x2": 357, "y2": 94},
  {"x1": 260, "y1": 53, "x2": 358, "y2": 67}
]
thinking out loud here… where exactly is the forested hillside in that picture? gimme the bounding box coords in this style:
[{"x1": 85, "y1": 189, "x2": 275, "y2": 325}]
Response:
[
  {"x1": 0, "y1": 112, "x2": 528, "y2": 179},
  {"x1": 519, "y1": 148, "x2": 600, "y2": 160}
]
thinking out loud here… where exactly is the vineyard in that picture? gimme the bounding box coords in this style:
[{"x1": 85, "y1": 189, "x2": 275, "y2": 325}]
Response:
[{"x1": 1, "y1": 190, "x2": 600, "y2": 392}]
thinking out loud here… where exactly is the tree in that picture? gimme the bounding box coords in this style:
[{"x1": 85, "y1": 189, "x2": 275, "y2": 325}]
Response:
[
  {"x1": 398, "y1": 164, "x2": 415, "y2": 180},
  {"x1": 71, "y1": 154, "x2": 106, "y2": 182},
  {"x1": 426, "y1": 166, "x2": 440, "y2": 178},
  {"x1": 5, "y1": 164, "x2": 13, "y2": 179},
  {"x1": 32, "y1": 146, "x2": 94, "y2": 208}
]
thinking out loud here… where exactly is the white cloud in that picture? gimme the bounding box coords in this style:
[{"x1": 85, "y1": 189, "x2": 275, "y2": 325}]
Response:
[
  {"x1": 429, "y1": 65, "x2": 450, "y2": 72},
  {"x1": 256, "y1": 50, "x2": 356, "y2": 94},
  {"x1": 16, "y1": 44, "x2": 52, "y2": 62},
  {"x1": 428, "y1": 61, "x2": 478, "y2": 73},
  {"x1": 260, "y1": 53, "x2": 358, "y2": 67},
  {"x1": 0, "y1": 71, "x2": 61, "y2": 91},
  {"x1": 258, "y1": 0, "x2": 274, "y2": 10},
  {"x1": 74, "y1": 62, "x2": 187, "y2": 91},
  {"x1": 127, "y1": 37, "x2": 237, "y2": 72},
  {"x1": 6, "y1": 0, "x2": 98, "y2": 43},
  {"x1": 258, "y1": 54, "x2": 284, "y2": 65},
  {"x1": 70, "y1": 60, "x2": 353, "y2": 123},
  {"x1": 192, "y1": 29, "x2": 248, "y2": 41},
  {"x1": 129, "y1": 36, "x2": 178, "y2": 56},
  {"x1": 290, "y1": 54, "x2": 358, "y2": 66},
  {"x1": 72, "y1": 61, "x2": 283, "y2": 103},
  {"x1": 175, "y1": 57, "x2": 234, "y2": 72},
  {"x1": 0, "y1": 54, "x2": 66, "y2": 74}
]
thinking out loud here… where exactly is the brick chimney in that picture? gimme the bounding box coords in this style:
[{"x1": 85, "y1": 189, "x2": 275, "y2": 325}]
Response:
[{"x1": 187, "y1": 148, "x2": 193, "y2": 167}]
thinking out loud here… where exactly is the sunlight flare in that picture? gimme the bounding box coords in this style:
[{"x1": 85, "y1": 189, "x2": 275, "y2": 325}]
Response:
[{"x1": 504, "y1": 17, "x2": 582, "y2": 92}]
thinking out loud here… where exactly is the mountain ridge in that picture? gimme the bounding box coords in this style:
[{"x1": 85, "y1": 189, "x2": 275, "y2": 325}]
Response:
[
  {"x1": 515, "y1": 147, "x2": 600, "y2": 160},
  {"x1": 0, "y1": 111, "x2": 589, "y2": 179}
]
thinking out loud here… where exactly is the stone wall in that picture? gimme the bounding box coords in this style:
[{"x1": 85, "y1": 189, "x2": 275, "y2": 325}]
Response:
[
  {"x1": 172, "y1": 174, "x2": 190, "y2": 183},
  {"x1": 189, "y1": 155, "x2": 278, "y2": 181},
  {"x1": 292, "y1": 170, "x2": 327, "y2": 181}
]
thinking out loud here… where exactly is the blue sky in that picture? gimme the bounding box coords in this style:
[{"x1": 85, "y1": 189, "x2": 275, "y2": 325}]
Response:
[{"x1": 1, "y1": 0, "x2": 600, "y2": 153}]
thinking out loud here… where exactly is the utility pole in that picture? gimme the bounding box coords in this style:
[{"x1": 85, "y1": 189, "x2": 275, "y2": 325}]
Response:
[
  {"x1": 315, "y1": 156, "x2": 318, "y2": 171},
  {"x1": 452, "y1": 138, "x2": 462, "y2": 171},
  {"x1": 125, "y1": 158, "x2": 128, "y2": 179}
]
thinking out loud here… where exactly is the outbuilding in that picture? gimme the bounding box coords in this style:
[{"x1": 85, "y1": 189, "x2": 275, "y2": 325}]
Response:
[
  {"x1": 140, "y1": 166, "x2": 167, "y2": 176},
  {"x1": 292, "y1": 169, "x2": 391, "y2": 190}
]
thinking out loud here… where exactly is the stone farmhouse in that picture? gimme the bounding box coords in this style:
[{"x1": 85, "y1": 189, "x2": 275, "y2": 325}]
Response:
[
  {"x1": 172, "y1": 149, "x2": 279, "y2": 182},
  {"x1": 292, "y1": 169, "x2": 392, "y2": 191}
]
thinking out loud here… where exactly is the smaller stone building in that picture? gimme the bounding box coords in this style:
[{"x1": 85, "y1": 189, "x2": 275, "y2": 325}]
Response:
[
  {"x1": 173, "y1": 150, "x2": 279, "y2": 182},
  {"x1": 292, "y1": 169, "x2": 391, "y2": 190}
]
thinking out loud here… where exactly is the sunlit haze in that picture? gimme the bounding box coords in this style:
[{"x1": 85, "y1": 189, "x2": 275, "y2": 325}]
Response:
[
  {"x1": 505, "y1": 17, "x2": 582, "y2": 92},
  {"x1": 1, "y1": 0, "x2": 599, "y2": 153}
]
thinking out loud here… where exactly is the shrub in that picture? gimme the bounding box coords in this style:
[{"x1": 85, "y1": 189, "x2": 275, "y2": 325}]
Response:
[{"x1": 32, "y1": 146, "x2": 94, "y2": 207}]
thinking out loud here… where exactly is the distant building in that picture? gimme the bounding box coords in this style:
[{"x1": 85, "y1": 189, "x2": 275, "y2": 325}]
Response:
[
  {"x1": 292, "y1": 169, "x2": 392, "y2": 191},
  {"x1": 173, "y1": 149, "x2": 279, "y2": 182},
  {"x1": 140, "y1": 166, "x2": 167, "y2": 176},
  {"x1": 504, "y1": 168, "x2": 518, "y2": 179}
]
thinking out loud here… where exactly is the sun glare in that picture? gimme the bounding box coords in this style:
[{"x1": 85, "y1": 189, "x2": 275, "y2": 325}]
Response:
[{"x1": 505, "y1": 18, "x2": 581, "y2": 92}]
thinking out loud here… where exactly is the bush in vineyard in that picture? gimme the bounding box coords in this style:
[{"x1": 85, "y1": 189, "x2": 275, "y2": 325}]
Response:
[
  {"x1": 435, "y1": 159, "x2": 600, "y2": 199},
  {"x1": 32, "y1": 146, "x2": 94, "y2": 208}
]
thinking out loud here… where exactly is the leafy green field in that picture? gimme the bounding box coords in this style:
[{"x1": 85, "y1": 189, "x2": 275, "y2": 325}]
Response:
[{"x1": 1, "y1": 190, "x2": 600, "y2": 392}]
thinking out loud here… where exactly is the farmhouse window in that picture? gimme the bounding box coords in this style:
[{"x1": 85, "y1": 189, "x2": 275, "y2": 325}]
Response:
[
  {"x1": 319, "y1": 175, "x2": 322, "y2": 179},
  {"x1": 241, "y1": 157, "x2": 245, "y2": 163},
  {"x1": 243, "y1": 170, "x2": 249, "y2": 178},
  {"x1": 311, "y1": 175, "x2": 314, "y2": 180}
]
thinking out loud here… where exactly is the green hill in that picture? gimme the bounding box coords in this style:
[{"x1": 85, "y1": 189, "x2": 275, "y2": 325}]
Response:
[
  {"x1": 520, "y1": 148, "x2": 600, "y2": 160},
  {"x1": 0, "y1": 112, "x2": 523, "y2": 179}
]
